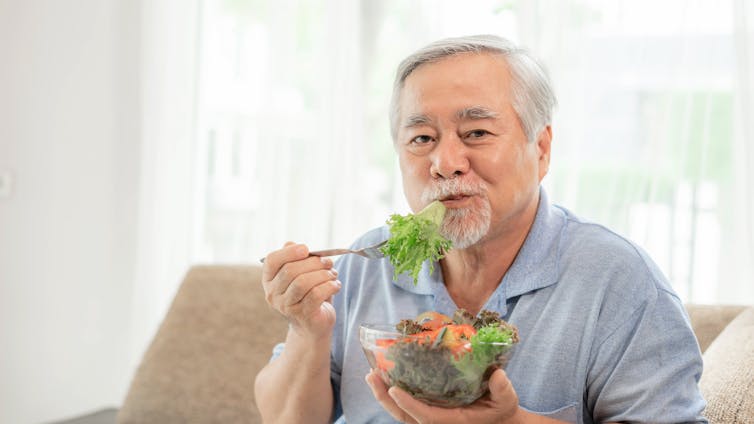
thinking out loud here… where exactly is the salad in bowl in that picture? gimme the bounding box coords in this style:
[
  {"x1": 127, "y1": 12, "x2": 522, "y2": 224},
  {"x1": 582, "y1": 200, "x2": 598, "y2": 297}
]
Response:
[{"x1": 360, "y1": 309, "x2": 519, "y2": 407}]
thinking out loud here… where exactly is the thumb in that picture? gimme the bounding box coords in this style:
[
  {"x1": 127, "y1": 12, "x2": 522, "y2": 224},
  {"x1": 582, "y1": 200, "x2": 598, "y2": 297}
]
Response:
[{"x1": 488, "y1": 369, "x2": 519, "y2": 417}]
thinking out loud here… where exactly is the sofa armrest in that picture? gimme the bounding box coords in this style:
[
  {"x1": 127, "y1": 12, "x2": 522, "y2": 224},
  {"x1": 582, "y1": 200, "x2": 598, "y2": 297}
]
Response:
[
  {"x1": 685, "y1": 304, "x2": 748, "y2": 353},
  {"x1": 117, "y1": 265, "x2": 287, "y2": 424}
]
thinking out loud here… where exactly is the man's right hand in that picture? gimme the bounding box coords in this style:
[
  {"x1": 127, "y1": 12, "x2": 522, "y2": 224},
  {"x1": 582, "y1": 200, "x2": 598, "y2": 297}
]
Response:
[
  {"x1": 261, "y1": 242, "x2": 342, "y2": 339},
  {"x1": 256, "y1": 242, "x2": 339, "y2": 424}
]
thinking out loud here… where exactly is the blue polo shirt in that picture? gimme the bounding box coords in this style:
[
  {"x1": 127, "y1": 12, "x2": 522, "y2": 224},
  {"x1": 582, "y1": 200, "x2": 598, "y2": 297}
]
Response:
[{"x1": 274, "y1": 188, "x2": 707, "y2": 423}]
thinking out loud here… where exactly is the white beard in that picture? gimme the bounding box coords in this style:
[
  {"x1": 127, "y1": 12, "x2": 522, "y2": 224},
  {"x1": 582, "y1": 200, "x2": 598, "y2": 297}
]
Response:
[
  {"x1": 420, "y1": 178, "x2": 491, "y2": 249},
  {"x1": 441, "y1": 201, "x2": 492, "y2": 249}
]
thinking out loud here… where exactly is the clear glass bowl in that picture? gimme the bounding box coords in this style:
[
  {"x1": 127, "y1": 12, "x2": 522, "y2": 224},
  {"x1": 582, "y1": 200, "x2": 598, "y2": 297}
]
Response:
[{"x1": 359, "y1": 323, "x2": 515, "y2": 407}]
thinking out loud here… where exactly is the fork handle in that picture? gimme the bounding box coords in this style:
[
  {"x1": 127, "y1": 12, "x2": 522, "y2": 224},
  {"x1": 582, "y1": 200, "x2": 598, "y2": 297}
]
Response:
[
  {"x1": 259, "y1": 248, "x2": 352, "y2": 263},
  {"x1": 308, "y1": 248, "x2": 353, "y2": 257}
]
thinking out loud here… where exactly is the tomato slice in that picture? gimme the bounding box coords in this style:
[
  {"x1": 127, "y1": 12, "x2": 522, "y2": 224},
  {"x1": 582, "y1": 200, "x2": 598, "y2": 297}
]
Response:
[
  {"x1": 444, "y1": 324, "x2": 476, "y2": 340},
  {"x1": 376, "y1": 338, "x2": 396, "y2": 348},
  {"x1": 441, "y1": 324, "x2": 476, "y2": 358},
  {"x1": 415, "y1": 311, "x2": 453, "y2": 331},
  {"x1": 374, "y1": 338, "x2": 396, "y2": 370},
  {"x1": 405, "y1": 327, "x2": 442, "y2": 345}
]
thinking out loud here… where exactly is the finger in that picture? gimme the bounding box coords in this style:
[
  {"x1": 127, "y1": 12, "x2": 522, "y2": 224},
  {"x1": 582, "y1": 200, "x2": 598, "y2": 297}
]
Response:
[
  {"x1": 267, "y1": 255, "x2": 333, "y2": 296},
  {"x1": 282, "y1": 267, "x2": 339, "y2": 305},
  {"x1": 296, "y1": 279, "x2": 342, "y2": 317},
  {"x1": 486, "y1": 368, "x2": 519, "y2": 419},
  {"x1": 261, "y1": 243, "x2": 310, "y2": 282},
  {"x1": 388, "y1": 385, "x2": 449, "y2": 423},
  {"x1": 488, "y1": 369, "x2": 516, "y2": 403},
  {"x1": 365, "y1": 371, "x2": 418, "y2": 424}
]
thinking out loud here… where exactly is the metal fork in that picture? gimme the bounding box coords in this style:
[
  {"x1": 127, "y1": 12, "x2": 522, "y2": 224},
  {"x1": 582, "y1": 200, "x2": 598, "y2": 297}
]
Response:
[{"x1": 259, "y1": 240, "x2": 387, "y2": 263}]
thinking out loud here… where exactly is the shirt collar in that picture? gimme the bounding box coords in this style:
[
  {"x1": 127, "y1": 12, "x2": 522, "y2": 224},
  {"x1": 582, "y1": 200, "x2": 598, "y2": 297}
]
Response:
[
  {"x1": 391, "y1": 187, "x2": 565, "y2": 309},
  {"x1": 500, "y1": 188, "x2": 564, "y2": 299}
]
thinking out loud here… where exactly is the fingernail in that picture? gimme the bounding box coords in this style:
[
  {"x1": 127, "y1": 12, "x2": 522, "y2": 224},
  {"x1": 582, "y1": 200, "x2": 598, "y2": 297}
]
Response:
[
  {"x1": 296, "y1": 245, "x2": 308, "y2": 256},
  {"x1": 320, "y1": 257, "x2": 333, "y2": 266},
  {"x1": 335, "y1": 280, "x2": 342, "y2": 288}
]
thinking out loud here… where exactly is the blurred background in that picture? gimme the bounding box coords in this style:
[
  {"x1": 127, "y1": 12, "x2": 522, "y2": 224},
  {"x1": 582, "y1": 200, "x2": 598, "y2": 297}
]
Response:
[{"x1": 1, "y1": 0, "x2": 752, "y2": 422}]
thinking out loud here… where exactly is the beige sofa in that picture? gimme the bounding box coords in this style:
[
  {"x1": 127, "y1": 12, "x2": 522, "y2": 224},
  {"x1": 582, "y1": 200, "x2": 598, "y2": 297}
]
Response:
[{"x1": 115, "y1": 265, "x2": 754, "y2": 424}]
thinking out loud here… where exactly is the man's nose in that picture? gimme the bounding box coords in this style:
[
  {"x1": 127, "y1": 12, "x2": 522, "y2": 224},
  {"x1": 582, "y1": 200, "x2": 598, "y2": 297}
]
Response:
[{"x1": 429, "y1": 136, "x2": 470, "y2": 179}]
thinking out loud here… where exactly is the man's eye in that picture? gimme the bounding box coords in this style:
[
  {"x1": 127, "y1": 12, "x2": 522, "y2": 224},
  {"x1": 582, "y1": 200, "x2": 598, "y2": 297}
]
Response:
[
  {"x1": 410, "y1": 135, "x2": 433, "y2": 145},
  {"x1": 466, "y1": 130, "x2": 490, "y2": 139}
]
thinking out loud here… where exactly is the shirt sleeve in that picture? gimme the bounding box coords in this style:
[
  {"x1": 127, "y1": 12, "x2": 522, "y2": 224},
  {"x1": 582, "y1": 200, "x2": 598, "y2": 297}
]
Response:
[{"x1": 586, "y1": 286, "x2": 707, "y2": 423}]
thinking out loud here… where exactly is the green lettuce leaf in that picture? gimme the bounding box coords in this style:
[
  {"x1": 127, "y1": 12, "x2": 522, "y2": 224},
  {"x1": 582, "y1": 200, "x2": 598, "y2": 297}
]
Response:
[
  {"x1": 380, "y1": 201, "x2": 453, "y2": 285},
  {"x1": 451, "y1": 323, "x2": 518, "y2": 384}
]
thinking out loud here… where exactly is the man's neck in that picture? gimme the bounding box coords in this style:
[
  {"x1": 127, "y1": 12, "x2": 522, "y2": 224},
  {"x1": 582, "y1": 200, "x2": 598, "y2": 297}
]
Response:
[{"x1": 440, "y1": 194, "x2": 540, "y2": 315}]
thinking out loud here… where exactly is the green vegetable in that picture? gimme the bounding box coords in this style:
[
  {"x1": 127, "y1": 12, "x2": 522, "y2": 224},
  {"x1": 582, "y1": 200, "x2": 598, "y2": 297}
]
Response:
[
  {"x1": 380, "y1": 200, "x2": 453, "y2": 285},
  {"x1": 468, "y1": 324, "x2": 518, "y2": 366},
  {"x1": 450, "y1": 323, "x2": 518, "y2": 389}
]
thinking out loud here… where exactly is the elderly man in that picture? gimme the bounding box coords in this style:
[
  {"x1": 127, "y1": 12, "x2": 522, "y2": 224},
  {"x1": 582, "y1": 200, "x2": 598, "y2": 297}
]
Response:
[{"x1": 255, "y1": 35, "x2": 707, "y2": 423}]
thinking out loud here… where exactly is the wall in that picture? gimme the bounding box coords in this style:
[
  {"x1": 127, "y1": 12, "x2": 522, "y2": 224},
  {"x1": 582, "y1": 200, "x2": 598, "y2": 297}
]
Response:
[{"x1": 0, "y1": 1, "x2": 141, "y2": 422}]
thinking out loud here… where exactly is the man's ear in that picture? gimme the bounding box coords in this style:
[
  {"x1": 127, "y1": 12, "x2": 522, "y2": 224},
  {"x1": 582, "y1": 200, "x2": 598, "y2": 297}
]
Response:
[{"x1": 536, "y1": 126, "x2": 552, "y2": 181}]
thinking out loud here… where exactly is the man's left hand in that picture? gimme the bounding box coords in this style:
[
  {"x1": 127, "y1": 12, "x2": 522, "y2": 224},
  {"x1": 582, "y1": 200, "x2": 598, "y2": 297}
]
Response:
[{"x1": 365, "y1": 368, "x2": 521, "y2": 424}]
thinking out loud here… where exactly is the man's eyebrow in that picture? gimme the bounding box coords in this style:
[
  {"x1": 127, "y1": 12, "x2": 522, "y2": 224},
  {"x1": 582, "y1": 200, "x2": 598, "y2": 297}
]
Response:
[
  {"x1": 403, "y1": 114, "x2": 434, "y2": 128},
  {"x1": 457, "y1": 106, "x2": 499, "y2": 120}
]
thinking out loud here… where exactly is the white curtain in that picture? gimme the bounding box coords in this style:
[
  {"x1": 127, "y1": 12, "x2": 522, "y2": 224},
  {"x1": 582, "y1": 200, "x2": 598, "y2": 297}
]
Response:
[
  {"x1": 731, "y1": 0, "x2": 754, "y2": 301},
  {"x1": 193, "y1": 0, "x2": 374, "y2": 259},
  {"x1": 130, "y1": 0, "x2": 199, "y2": 370}
]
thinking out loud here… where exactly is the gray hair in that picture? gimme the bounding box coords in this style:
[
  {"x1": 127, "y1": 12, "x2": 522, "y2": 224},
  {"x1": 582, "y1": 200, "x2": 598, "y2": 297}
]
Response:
[{"x1": 389, "y1": 34, "x2": 557, "y2": 143}]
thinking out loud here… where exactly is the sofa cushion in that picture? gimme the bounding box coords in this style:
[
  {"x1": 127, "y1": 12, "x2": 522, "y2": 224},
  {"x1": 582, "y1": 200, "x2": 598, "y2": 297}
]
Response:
[
  {"x1": 700, "y1": 306, "x2": 754, "y2": 423},
  {"x1": 117, "y1": 265, "x2": 287, "y2": 424}
]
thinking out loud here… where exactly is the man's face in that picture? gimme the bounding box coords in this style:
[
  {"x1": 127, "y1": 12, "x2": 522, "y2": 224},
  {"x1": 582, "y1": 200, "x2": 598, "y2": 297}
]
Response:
[{"x1": 395, "y1": 53, "x2": 551, "y2": 248}]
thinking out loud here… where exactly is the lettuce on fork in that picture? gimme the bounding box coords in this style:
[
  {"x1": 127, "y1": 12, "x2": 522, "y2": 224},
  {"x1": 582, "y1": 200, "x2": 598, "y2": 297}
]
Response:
[{"x1": 380, "y1": 200, "x2": 453, "y2": 285}]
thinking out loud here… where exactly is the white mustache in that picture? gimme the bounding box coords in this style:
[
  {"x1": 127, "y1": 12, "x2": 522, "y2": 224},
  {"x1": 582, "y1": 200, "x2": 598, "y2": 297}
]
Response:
[{"x1": 420, "y1": 179, "x2": 487, "y2": 204}]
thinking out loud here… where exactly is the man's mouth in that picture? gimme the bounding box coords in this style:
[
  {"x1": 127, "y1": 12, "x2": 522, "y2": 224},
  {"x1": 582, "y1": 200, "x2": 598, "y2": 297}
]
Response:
[
  {"x1": 441, "y1": 194, "x2": 468, "y2": 201},
  {"x1": 439, "y1": 193, "x2": 475, "y2": 207},
  {"x1": 439, "y1": 190, "x2": 478, "y2": 200}
]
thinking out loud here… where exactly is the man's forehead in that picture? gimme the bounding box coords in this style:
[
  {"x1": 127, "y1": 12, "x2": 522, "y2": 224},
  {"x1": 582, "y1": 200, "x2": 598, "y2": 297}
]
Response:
[{"x1": 402, "y1": 105, "x2": 501, "y2": 128}]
